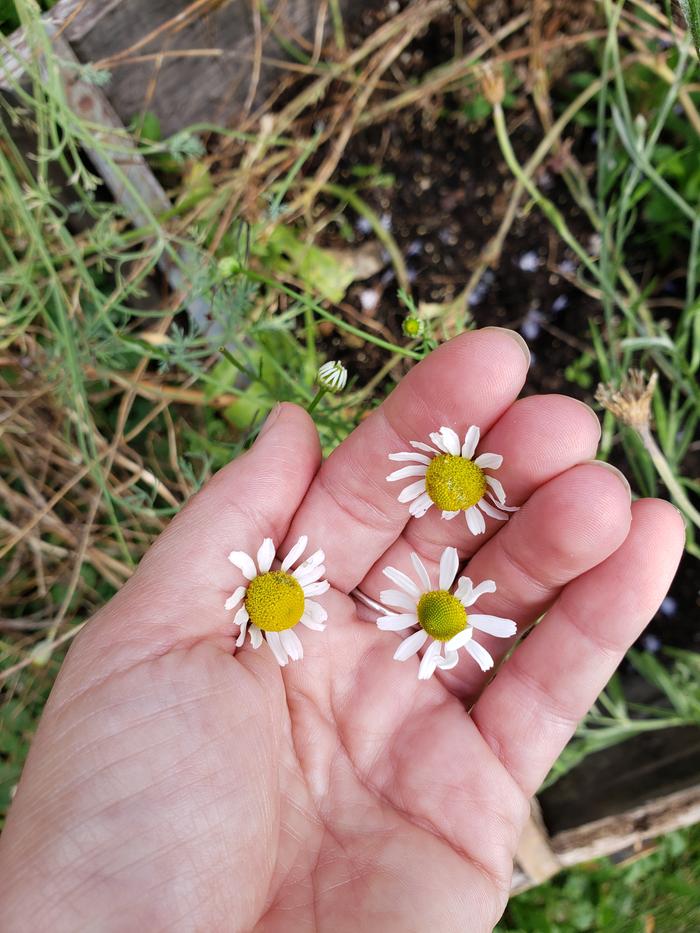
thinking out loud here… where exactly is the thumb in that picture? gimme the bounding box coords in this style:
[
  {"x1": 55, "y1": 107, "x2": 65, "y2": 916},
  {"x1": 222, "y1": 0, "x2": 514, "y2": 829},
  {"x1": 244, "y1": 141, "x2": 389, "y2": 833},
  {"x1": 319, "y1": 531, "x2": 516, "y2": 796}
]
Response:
[{"x1": 68, "y1": 403, "x2": 321, "y2": 676}]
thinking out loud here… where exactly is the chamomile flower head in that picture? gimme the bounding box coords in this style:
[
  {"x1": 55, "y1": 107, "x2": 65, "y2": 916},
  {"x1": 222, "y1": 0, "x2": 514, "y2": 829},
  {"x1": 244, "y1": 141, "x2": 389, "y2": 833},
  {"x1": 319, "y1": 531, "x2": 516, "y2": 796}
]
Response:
[
  {"x1": 402, "y1": 315, "x2": 425, "y2": 339},
  {"x1": 317, "y1": 360, "x2": 348, "y2": 393},
  {"x1": 224, "y1": 536, "x2": 329, "y2": 666},
  {"x1": 387, "y1": 424, "x2": 517, "y2": 535},
  {"x1": 376, "y1": 547, "x2": 516, "y2": 680}
]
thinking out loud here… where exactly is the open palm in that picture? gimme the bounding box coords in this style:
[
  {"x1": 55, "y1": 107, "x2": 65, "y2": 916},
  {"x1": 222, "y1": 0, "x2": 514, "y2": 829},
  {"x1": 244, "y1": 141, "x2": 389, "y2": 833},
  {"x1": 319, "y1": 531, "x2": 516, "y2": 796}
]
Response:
[{"x1": 0, "y1": 330, "x2": 684, "y2": 932}]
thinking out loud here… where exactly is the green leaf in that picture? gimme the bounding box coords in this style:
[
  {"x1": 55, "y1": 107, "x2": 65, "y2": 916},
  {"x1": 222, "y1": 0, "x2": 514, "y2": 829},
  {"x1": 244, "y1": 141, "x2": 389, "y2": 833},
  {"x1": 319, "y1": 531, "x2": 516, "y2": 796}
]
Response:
[{"x1": 263, "y1": 225, "x2": 381, "y2": 304}]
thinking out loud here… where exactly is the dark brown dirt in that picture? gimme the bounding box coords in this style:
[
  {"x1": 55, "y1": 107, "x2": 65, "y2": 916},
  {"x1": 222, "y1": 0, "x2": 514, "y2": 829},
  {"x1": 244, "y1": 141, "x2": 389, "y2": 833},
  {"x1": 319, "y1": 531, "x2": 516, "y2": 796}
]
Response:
[{"x1": 314, "y1": 2, "x2": 699, "y2": 652}]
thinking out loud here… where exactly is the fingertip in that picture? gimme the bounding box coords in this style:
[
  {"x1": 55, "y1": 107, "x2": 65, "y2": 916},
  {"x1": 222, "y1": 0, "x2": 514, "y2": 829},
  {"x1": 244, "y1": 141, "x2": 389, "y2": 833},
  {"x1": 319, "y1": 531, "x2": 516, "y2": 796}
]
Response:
[
  {"x1": 630, "y1": 497, "x2": 687, "y2": 564},
  {"x1": 255, "y1": 401, "x2": 321, "y2": 463},
  {"x1": 446, "y1": 326, "x2": 531, "y2": 375},
  {"x1": 577, "y1": 461, "x2": 632, "y2": 538},
  {"x1": 583, "y1": 460, "x2": 631, "y2": 502},
  {"x1": 566, "y1": 396, "x2": 602, "y2": 441},
  {"x1": 402, "y1": 327, "x2": 530, "y2": 418},
  {"x1": 524, "y1": 461, "x2": 632, "y2": 570},
  {"x1": 478, "y1": 326, "x2": 531, "y2": 366}
]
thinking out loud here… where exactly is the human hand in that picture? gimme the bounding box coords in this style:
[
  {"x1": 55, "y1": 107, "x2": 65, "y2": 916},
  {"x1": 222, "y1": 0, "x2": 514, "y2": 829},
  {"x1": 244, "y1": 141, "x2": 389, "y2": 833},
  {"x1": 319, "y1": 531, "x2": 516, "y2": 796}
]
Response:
[{"x1": 0, "y1": 330, "x2": 684, "y2": 932}]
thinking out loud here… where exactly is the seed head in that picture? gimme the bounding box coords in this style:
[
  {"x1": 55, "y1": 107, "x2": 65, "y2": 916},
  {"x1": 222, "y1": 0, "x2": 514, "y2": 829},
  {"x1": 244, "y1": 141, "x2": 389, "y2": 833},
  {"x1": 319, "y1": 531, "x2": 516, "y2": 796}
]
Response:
[
  {"x1": 595, "y1": 369, "x2": 658, "y2": 431},
  {"x1": 480, "y1": 65, "x2": 505, "y2": 107}
]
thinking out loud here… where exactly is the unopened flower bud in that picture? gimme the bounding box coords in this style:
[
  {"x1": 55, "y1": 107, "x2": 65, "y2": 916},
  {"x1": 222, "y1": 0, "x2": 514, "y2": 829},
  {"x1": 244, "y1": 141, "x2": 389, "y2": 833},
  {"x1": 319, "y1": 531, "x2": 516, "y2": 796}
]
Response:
[{"x1": 317, "y1": 360, "x2": 347, "y2": 393}]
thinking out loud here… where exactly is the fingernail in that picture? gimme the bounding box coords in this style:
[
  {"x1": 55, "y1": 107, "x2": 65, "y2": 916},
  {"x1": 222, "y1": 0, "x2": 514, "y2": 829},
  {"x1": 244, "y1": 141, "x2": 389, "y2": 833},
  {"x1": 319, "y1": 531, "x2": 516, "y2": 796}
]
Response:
[
  {"x1": 257, "y1": 403, "x2": 282, "y2": 441},
  {"x1": 671, "y1": 504, "x2": 688, "y2": 529},
  {"x1": 480, "y1": 326, "x2": 531, "y2": 365},
  {"x1": 585, "y1": 460, "x2": 631, "y2": 500}
]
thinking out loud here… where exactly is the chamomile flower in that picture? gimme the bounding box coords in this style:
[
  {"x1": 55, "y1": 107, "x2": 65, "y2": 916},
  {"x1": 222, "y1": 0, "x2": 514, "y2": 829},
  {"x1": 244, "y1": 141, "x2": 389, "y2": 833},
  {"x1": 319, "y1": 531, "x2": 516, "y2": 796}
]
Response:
[
  {"x1": 387, "y1": 424, "x2": 517, "y2": 535},
  {"x1": 377, "y1": 546, "x2": 516, "y2": 680},
  {"x1": 224, "y1": 536, "x2": 329, "y2": 666}
]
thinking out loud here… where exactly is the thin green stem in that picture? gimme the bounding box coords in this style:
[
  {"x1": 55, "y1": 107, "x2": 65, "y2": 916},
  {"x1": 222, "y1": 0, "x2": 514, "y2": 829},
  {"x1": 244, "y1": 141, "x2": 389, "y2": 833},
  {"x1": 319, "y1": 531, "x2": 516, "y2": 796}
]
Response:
[
  {"x1": 246, "y1": 271, "x2": 422, "y2": 360},
  {"x1": 306, "y1": 387, "x2": 327, "y2": 414},
  {"x1": 639, "y1": 426, "x2": 700, "y2": 528},
  {"x1": 218, "y1": 346, "x2": 258, "y2": 384}
]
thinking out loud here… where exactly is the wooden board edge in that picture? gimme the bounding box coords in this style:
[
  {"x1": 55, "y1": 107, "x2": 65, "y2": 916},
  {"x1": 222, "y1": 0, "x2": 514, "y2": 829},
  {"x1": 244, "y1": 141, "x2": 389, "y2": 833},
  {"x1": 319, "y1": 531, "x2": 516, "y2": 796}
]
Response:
[{"x1": 511, "y1": 783, "x2": 700, "y2": 895}]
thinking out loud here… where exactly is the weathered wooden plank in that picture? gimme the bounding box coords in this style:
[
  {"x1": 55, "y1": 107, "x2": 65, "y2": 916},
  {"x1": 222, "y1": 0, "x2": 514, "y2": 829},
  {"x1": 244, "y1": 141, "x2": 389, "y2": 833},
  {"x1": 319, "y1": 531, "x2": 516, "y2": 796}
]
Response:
[
  {"x1": 551, "y1": 782, "x2": 700, "y2": 867},
  {"x1": 50, "y1": 33, "x2": 170, "y2": 223},
  {"x1": 539, "y1": 724, "x2": 700, "y2": 834},
  {"x1": 511, "y1": 782, "x2": 700, "y2": 894},
  {"x1": 514, "y1": 800, "x2": 561, "y2": 885},
  {"x1": 1, "y1": 0, "x2": 357, "y2": 135}
]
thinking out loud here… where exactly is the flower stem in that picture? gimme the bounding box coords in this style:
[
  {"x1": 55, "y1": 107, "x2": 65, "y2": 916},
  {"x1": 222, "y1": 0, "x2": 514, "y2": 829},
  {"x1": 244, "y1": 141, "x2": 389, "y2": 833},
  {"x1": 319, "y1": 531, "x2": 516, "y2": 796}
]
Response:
[
  {"x1": 639, "y1": 426, "x2": 700, "y2": 529},
  {"x1": 306, "y1": 387, "x2": 327, "y2": 414}
]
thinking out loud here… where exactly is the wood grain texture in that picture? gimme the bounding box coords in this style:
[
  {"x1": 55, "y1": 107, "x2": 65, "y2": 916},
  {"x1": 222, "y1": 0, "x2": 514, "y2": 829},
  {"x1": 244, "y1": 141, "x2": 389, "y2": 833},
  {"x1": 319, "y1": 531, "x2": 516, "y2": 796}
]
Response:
[
  {"x1": 1, "y1": 0, "x2": 357, "y2": 134},
  {"x1": 511, "y1": 782, "x2": 700, "y2": 893}
]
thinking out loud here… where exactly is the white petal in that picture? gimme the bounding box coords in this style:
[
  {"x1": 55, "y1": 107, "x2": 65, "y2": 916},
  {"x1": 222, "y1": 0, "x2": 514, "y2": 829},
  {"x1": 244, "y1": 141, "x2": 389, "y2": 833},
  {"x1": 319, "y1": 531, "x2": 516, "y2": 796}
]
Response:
[
  {"x1": 304, "y1": 600, "x2": 328, "y2": 624},
  {"x1": 442, "y1": 510, "x2": 460, "y2": 520},
  {"x1": 469, "y1": 614, "x2": 517, "y2": 638},
  {"x1": 227, "y1": 550, "x2": 257, "y2": 580},
  {"x1": 439, "y1": 547, "x2": 459, "y2": 590},
  {"x1": 389, "y1": 451, "x2": 431, "y2": 465},
  {"x1": 418, "y1": 640, "x2": 442, "y2": 679},
  {"x1": 486, "y1": 475, "x2": 506, "y2": 504},
  {"x1": 382, "y1": 566, "x2": 421, "y2": 598},
  {"x1": 386, "y1": 465, "x2": 428, "y2": 482},
  {"x1": 445, "y1": 628, "x2": 473, "y2": 651},
  {"x1": 300, "y1": 611, "x2": 326, "y2": 631},
  {"x1": 380, "y1": 589, "x2": 417, "y2": 611},
  {"x1": 224, "y1": 586, "x2": 246, "y2": 611},
  {"x1": 265, "y1": 631, "x2": 288, "y2": 666},
  {"x1": 438, "y1": 426, "x2": 461, "y2": 456},
  {"x1": 429, "y1": 432, "x2": 448, "y2": 453},
  {"x1": 471, "y1": 579, "x2": 498, "y2": 601},
  {"x1": 249, "y1": 624, "x2": 263, "y2": 649},
  {"x1": 465, "y1": 639, "x2": 494, "y2": 671},
  {"x1": 410, "y1": 440, "x2": 439, "y2": 454},
  {"x1": 462, "y1": 425, "x2": 480, "y2": 459},
  {"x1": 281, "y1": 535, "x2": 308, "y2": 571},
  {"x1": 233, "y1": 606, "x2": 250, "y2": 629},
  {"x1": 478, "y1": 498, "x2": 509, "y2": 521},
  {"x1": 295, "y1": 548, "x2": 324, "y2": 572},
  {"x1": 455, "y1": 576, "x2": 474, "y2": 606},
  {"x1": 256, "y1": 538, "x2": 275, "y2": 573},
  {"x1": 398, "y1": 479, "x2": 427, "y2": 503},
  {"x1": 294, "y1": 564, "x2": 326, "y2": 586},
  {"x1": 393, "y1": 629, "x2": 428, "y2": 661},
  {"x1": 474, "y1": 452, "x2": 503, "y2": 470},
  {"x1": 302, "y1": 580, "x2": 330, "y2": 597},
  {"x1": 466, "y1": 506, "x2": 486, "y2": 536},
  {"x1": 280, "y1": 628, "x2": 304, "y2": 661},
  {"x1": 436, "y1": 649, "x2": 460, "y2": 671},
  {"x1": 235, "y1": 617, "x2": 249, "y2": 647},
  {"x1": 377, "y1": 612, "x2": 418, "y2": 631},
  {"x1": 409, "y1": 492, "x2": 433, "y2": 517},
  {"x1": 487, "y1": 492, "x2": 519, "y2": 512},
  {"x1": 410, "y1": 552, "x2": 432, "y2": 591}
]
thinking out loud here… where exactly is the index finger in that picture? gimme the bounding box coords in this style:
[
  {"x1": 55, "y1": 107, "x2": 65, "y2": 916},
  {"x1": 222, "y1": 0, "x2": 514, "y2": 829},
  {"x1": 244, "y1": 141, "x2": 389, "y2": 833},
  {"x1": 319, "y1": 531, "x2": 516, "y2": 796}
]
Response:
[{"x1": 283, "y1": 328, "x2": 530, "y2": 592}]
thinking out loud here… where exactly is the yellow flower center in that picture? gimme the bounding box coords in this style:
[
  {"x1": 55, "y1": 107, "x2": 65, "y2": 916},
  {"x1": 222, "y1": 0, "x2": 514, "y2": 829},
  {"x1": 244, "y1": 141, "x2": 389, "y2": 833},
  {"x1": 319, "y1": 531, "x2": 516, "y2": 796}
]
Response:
[
  {"x1": 425, "y1": 454, "x2": 487, "y2": 511},
  {"x1": 417, "y1": 590, "x2": 468, "y2": 642},
  {"x1": 244, "y1": 571, "x2": 304, "y2": 632}
]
